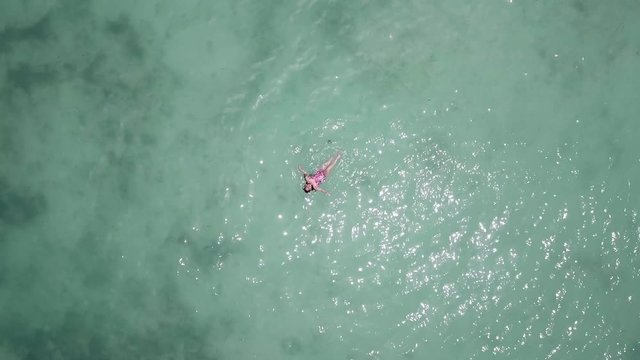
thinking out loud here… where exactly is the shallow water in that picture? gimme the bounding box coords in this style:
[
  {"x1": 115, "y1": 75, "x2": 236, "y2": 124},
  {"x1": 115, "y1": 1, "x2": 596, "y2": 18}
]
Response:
[{"x1": 1, "y1": 0, "x2": 640, "y2": 359}]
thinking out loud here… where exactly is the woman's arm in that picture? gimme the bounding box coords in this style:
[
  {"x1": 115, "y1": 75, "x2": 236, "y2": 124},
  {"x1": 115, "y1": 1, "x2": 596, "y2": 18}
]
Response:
[
  {"x1": 297, "y1": 165, "x2": 308, "y2": 176},
  {"x1": 315, "y1": 186, "x2": 330, "y2": 195}
]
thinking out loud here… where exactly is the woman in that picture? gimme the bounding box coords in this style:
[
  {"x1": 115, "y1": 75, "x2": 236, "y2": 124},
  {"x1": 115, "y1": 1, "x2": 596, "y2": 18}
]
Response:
[{"x1": 298, "y1": 152, "x2": 341, "y2": 195}]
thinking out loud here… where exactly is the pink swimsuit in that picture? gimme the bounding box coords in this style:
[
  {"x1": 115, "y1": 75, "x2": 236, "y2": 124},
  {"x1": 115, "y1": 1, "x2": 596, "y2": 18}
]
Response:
[{"x1": 312, "y1": 170, "x2": 326, "y2": 184}]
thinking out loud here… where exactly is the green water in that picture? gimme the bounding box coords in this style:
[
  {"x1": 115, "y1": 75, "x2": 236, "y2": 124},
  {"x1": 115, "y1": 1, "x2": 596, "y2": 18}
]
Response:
[{"x1": 1, "y1": 0, "x2": 640, "y2": 359}]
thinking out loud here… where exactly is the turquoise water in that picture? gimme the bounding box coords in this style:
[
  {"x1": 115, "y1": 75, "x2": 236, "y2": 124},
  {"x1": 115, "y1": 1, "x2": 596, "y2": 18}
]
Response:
[{"x1": 1, "y1": 0, "x2": 640, "y2": 359}]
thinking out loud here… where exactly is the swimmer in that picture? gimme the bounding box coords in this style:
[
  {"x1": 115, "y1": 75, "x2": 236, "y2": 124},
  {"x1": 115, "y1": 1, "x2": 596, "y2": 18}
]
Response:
[{"x1": 298, "y1": 152, "x2": 341, "y2": 195}]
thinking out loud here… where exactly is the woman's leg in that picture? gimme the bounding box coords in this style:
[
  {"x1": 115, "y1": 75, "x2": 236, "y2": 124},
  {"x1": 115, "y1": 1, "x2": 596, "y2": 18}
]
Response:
[{"x1": 322, "y1": 152, "x2": 341, "y2": 176}]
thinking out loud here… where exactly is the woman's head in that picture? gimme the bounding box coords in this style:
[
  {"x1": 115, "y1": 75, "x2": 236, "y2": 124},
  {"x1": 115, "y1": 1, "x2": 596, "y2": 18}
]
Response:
[{"x1": 303, "y1": 183, "x2": 312, "y2": 193}]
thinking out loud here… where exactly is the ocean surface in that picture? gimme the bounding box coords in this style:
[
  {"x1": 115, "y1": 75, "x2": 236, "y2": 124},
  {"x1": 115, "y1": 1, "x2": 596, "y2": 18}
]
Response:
[{"x1": 1, "y1": 0, "x2": 639, "y2": 359}]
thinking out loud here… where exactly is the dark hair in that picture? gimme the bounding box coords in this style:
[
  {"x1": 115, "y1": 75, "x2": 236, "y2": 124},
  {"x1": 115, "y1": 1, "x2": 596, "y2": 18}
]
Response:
[{"x1": 303, "y1": 186, "x2": 311, "y2": 193}]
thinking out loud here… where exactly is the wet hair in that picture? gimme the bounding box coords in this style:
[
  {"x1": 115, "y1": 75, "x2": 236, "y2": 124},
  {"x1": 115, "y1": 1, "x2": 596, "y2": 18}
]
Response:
[{"x1": 303, "y1": 185, "x2": 311, "y2": 193}]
